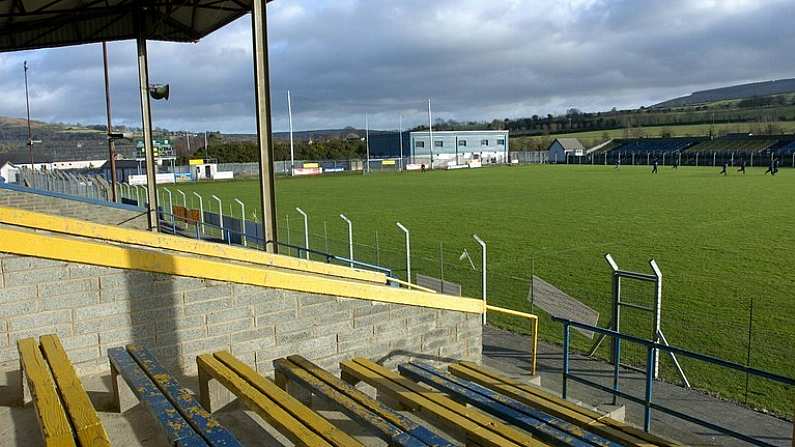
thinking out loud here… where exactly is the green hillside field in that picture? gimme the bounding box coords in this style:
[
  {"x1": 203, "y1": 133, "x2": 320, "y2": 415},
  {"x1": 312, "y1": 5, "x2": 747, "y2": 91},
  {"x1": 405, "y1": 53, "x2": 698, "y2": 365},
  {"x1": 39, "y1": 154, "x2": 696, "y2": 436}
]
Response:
[{"x1": 167, "y1": 165, "x2": 795, "y2": 414}]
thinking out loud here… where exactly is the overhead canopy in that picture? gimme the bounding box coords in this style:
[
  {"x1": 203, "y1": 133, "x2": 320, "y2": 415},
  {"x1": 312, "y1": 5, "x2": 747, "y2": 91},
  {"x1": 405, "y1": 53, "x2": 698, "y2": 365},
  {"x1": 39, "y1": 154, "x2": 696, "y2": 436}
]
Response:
[{"x1": 0, "y1": 0, "x2": 270, "y2": 53}]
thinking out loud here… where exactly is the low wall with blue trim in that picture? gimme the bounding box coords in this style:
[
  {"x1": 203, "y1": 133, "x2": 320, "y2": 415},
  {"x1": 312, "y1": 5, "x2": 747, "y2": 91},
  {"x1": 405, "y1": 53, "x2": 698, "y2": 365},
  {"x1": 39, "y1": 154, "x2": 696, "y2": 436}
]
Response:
[{"x1": 0, "y1": 183, "x2": 148, "y2": 229}]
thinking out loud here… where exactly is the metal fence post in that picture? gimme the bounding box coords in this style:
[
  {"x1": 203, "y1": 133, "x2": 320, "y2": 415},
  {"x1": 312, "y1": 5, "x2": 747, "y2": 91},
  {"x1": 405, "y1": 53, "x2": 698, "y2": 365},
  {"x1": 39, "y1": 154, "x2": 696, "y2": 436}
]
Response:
[
  {"x1": 193, "y1": 192, "x2": 205, "y2": 235},
  {"x1": 340, "y1": 214, "x2": 353, "y2": 267},
  {"x1": 396, "y1": 222, "x2": 411, "y2": 282},
  {"x1": 236, "y1": 199, "x2": 247, "y2": 247},
  {"x1": 473, "y1": 234, "x2": 487, "y2": 325},
  {"x1": 644, "y1": 345, "x2": 655, "y2": 432},
  {"x1": 212, "y1": 194, "x2": 224, "y2": 241},
  {"x1": 562, "y1": 321, "x2": 570, "y2": 400},
  {"x1": 296, "y1": 207, "x2": 309, "y2": 259}
]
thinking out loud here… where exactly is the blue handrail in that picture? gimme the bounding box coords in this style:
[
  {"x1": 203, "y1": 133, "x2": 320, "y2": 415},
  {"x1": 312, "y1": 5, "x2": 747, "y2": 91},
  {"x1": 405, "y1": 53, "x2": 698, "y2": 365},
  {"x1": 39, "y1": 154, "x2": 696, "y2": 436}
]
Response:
[
  {"x1": 157, "y1": 211, "x2": 394, "y2": 277},
  {"x1": 553, "y1": 317, "x2": 794, "y2": 447}
]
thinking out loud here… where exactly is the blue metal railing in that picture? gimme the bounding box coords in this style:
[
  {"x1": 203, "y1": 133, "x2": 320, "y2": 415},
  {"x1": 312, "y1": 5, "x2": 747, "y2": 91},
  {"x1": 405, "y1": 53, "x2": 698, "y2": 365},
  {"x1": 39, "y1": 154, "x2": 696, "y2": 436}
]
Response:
[
  {"x1": 554, "y1": 317, "x2": 795, "y2": 447},
  {"x1": 157, "y1": 211, "x2": 394, "y2": 278}
]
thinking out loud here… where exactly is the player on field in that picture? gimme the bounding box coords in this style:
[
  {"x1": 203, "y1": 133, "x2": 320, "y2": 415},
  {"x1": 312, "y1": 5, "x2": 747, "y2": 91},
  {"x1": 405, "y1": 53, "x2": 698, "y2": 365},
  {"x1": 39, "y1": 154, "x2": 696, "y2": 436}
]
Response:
[
  {"x1": 737, "y1": 160, "x2": 746, "y2": 174},
  {"x1": 720, "y1": 162, "x2": 728, "y2": 175},
  {"x1": 651, "y1": 160, "x2": 658, "y2": 174},
  {"x1": 765, "y1": 159, "x2": 774, "y2": 175}
]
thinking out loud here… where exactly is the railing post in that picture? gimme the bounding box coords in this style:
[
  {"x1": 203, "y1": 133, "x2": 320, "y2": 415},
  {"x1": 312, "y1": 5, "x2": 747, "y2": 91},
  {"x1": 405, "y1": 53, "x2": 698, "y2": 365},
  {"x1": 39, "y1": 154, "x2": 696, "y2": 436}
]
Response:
[
  {"x1": 644, "y1": 345, "x2": 655, "y2": 432},
  {"x1": 562, "y1": 321, "x2": 570, "y2": 400}
]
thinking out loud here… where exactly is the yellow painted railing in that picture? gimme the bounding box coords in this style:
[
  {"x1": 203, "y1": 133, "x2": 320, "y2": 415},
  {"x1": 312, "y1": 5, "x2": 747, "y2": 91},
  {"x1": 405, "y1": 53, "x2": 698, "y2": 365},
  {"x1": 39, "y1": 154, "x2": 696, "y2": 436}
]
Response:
[
  {"x1": 0, "y1": 206, "x2": 385, "y2": 284},
  {"x1": 485, "y1": 305, "x2": 539, "y2": 376}
]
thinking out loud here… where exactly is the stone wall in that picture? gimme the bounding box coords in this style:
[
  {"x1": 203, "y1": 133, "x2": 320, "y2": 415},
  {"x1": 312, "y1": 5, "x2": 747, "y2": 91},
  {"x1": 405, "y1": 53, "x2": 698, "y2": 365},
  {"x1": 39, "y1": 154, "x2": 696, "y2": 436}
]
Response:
[
  {"x1": 0, "y1": 185, "x2": 148, "y2": 229},
  {"x1": 0, "y1": 253, "x2": 482, "y2": 377}
]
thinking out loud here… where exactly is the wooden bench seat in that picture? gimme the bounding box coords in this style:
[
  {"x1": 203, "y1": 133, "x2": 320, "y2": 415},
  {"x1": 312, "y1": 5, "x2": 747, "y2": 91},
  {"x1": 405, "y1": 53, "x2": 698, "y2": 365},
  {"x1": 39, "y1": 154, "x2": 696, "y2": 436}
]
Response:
[
  {"x1": 399, "y1": 362, "x2": 620, "y2": 447},
  {"x1": 197, "y1": 351, "x2": 363, "y2": 447},
  {"x1": 108, "y1": 344, "x2": 241, "y2": 447},
  {"x1": 340, "y1": 357, "x2": 548, "y2": 447},
  {"x1": 17, "y1": 334, "x2": 110, "y2": 447},
  {"x1": 449, "y1": 361, "x2": 681, "y2": 447},
  {"x1": 274, "y1": 355, "x2": 456, "y2": 447}
]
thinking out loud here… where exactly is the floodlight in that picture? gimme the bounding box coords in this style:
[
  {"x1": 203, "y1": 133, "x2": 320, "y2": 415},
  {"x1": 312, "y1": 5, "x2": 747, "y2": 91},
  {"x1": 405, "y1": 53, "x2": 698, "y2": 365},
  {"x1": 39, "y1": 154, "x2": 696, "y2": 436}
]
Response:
[{"x1": 148, "y1": 84, "x2": 169, "y2": 100}]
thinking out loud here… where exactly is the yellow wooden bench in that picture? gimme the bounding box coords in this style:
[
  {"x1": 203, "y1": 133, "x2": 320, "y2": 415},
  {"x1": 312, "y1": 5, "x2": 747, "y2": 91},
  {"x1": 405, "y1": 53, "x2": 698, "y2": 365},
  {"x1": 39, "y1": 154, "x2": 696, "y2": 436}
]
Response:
[
  {"x1": 339, "y1": 357, "x2": 547, "y2": 447},
  {"x1": 197, "y1": 351, "x2": 363, "y2": 447},
  {"x1": 449, "y1": 361, "x2": 682, "y2": 447},
  {"x1": 17, "y1": 335, "x2": 110, "y2": 447}
]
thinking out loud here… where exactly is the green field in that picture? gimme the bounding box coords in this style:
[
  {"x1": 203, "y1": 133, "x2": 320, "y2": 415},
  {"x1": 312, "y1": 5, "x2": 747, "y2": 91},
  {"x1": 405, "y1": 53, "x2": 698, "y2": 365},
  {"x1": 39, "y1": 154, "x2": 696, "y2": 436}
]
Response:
[{"x1": 168, "y1": 165, "x2": 795, "y2": 414}]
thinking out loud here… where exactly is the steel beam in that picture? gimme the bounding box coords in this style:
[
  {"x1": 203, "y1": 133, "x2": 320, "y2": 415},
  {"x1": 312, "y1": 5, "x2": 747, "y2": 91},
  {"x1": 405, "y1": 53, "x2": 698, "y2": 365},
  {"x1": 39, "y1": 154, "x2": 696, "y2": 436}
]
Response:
[
  {"x1": 136, "y1": 33, "x2": 159, "y2": 231},
  {"x1": 251, "y1": 0, "x2": 277, "y2": 252}
]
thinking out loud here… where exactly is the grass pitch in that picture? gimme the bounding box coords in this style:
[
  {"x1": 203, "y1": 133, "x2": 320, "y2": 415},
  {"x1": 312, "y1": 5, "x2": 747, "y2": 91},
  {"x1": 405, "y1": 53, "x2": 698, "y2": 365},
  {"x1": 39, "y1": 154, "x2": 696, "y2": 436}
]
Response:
[{"x1": 171, "y1": 165, "x2": 795, "y2": 413}]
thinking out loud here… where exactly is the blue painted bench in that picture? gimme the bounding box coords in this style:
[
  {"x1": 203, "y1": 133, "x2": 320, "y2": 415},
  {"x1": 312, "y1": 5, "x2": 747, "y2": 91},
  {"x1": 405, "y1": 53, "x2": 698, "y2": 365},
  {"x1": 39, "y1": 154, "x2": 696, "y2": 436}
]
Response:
[
  {"x1": 449, "y1": 361, "x2": 681, "y2": 446},
  {"x1": 400, "y1": 362, "x2": 623, "y2": 447},
  {"x1": 108, "y1": 344, "x2": 242, "y2": 447},
  {"x1": 273, "y1": 355, "x2": 455, "y2": 447},
  {"x1": 341, "y1": 357, "x2": 546, "y2": 447}
]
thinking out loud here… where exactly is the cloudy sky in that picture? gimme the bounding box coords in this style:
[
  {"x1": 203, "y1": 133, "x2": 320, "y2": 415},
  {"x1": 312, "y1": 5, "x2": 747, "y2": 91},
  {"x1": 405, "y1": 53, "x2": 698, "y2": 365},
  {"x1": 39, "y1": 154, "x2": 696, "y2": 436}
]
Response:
[{"x1": 0, "y1": 0, "x2": 794, "y2": 133}]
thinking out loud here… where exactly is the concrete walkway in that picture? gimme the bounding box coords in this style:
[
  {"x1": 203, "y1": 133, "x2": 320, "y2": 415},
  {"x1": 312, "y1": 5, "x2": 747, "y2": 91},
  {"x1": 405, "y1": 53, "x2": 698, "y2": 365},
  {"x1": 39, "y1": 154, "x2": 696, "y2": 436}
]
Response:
[{"x1": 483, "y1": 325, "x2": 794, "y2": 447}]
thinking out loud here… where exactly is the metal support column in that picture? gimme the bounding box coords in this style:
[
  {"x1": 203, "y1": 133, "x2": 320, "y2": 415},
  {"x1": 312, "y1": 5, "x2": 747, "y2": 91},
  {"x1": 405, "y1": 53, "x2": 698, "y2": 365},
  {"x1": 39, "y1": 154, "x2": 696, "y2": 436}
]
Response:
[
  {"x1": 137, "y1": 34, "x2": 158, "y2": 231},
  {"x1": 252, "y1": 0, "x2": 278, "y2": 252},
  {"x1": 102, "y1": 42, "x2": 118, "y2": 202}
]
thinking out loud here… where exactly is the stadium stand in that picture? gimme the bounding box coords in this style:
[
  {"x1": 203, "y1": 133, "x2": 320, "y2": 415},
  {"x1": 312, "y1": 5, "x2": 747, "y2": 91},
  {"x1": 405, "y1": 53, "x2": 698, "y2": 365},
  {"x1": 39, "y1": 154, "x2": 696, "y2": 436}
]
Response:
[
  {"x1": 686, "y1": 138, "x2": 778, "y2": 153},
  {"x1": 606, "y1": 138, "x2": 703, "y2": 154},
  {"x1": 768, "y1": 138, "x2": 795, "y2": 156}
]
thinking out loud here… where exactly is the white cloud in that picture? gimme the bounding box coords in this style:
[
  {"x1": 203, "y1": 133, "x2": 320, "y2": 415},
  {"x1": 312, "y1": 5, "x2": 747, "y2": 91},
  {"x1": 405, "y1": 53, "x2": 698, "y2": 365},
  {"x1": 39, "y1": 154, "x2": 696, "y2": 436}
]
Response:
[{"x1": 0, "y1": 0, "x2": 793, "y2": 133}]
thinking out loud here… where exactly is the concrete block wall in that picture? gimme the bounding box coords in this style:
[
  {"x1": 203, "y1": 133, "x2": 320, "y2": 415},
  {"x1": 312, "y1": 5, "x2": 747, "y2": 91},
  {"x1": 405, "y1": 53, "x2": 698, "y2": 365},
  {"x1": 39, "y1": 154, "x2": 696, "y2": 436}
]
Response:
[
  {"x1": 0, "y1": 186, "x2": 148, "y2": 229},
  {"x1": 0, "y1": 253, "x2": 482, "y2": 377}
]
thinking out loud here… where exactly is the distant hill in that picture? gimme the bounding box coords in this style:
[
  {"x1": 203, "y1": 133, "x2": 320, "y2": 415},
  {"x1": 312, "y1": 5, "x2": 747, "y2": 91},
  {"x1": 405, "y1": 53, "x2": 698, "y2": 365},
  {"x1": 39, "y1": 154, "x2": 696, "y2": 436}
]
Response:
[{"x1": 654, "y1": 78, "x2": 795, "y2": 108}]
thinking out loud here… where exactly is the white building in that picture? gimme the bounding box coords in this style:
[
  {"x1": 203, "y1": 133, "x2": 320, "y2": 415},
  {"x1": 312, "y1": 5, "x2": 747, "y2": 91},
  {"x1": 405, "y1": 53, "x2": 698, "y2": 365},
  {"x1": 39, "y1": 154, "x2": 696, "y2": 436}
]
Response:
[
  {"x1": 409, "y1": 130, "x2": 509, "y2": 168},
  {"x1": 0, "y1": 161, "x2": 19, "y2": 183},
  {"x1": 547, "y1": 138, "x2": 585, "y2": 163}
]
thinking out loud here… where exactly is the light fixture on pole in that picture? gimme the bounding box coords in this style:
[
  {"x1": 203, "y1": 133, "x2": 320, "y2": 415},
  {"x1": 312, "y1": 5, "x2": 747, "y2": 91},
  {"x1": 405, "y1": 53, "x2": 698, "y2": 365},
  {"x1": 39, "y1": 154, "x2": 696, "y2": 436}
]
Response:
[
  {"x1": 473, "y1": 234, "x2": 487, "y2": 325},
  {"x1": 296, "y1": 207, "x2": 309, "y2": 260},
  {"x1": 340, "y1": 214, "x2": 353, "y2": 267},
  {"x1": 148, "y1": 83, "x2": 169, "y2": 100},
  {"x1": 396, "y1": 222, "x2": 411, "y2": 282}
]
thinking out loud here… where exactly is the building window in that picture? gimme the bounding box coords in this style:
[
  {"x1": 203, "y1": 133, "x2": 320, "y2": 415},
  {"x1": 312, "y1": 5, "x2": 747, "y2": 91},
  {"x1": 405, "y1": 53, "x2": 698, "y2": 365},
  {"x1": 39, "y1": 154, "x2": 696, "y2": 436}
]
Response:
[
  {"x1": 481, "y1": 139, "x2": 489, "y2": 146},
  {"x1": 497, "y1": 139, "x2": 506, "y2": 146},
  {"x1": 416, "y1": 141, "x2": 425, "y2": 148},
  {"x1": 458, "y1": 140, "x2": 467, "y2": 147},
  {"x1": 434, "y1": 140, "x2": 444, "y2": 148}
]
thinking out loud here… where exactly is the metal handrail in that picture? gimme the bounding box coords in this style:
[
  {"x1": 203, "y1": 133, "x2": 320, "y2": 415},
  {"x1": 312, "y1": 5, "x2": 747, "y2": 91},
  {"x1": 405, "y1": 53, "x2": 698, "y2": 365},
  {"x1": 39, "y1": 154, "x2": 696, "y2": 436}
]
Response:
[
  {"x1": 553, "y1": 317, "x2": 795, "y2": 446},
  {"x1": 487, "y1": 305, "x2": 538, "y2": 375},
  {"x1": 156, "y1": 210, "x2": 395, "y2": 277}
]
